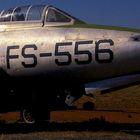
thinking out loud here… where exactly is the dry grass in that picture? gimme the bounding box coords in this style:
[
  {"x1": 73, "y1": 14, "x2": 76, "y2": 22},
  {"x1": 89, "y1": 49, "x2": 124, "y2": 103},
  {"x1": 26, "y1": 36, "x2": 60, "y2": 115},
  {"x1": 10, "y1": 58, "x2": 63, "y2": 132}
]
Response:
[
  {"x1": 95, "y1": 83, "x2": 140, "y2": 111},
  {"x1": 74, "y1": 83, "x2": 140, "y2": 112},
  {"x1": 0, "y1": 131, "x2": 139, "y2": 140}
]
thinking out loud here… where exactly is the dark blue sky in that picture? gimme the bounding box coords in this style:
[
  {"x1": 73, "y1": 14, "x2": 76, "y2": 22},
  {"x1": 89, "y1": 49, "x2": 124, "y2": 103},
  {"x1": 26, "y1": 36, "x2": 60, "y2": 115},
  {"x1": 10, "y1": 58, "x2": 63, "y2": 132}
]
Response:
[{"x1": 0, "y1": 0, "x2": 140, "y2": 28}]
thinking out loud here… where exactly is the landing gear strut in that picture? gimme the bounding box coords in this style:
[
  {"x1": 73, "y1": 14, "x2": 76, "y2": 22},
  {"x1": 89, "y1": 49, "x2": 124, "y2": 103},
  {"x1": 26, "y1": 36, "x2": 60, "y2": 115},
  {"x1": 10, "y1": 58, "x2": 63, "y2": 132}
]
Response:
[{"x1": 20, "y1": 84, "x2": 85, "y2": 123}]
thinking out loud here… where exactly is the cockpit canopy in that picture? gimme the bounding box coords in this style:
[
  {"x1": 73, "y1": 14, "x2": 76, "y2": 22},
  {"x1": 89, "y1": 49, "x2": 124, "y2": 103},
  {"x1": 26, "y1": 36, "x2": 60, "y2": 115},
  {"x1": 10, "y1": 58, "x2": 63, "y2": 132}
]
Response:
[
  {"x1": 0, "y1": 5, "x2": 81, "y2": 25},
  {"x1": 0, "y1": 5, "x2": 46, "y2": 22}
]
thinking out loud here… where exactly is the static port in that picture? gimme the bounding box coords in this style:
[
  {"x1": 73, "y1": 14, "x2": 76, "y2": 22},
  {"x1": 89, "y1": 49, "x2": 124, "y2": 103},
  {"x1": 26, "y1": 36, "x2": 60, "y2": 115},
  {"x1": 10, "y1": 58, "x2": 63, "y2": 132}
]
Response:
[{"x1": 131, "y1": 35, "x2": 140, "y2": 41}]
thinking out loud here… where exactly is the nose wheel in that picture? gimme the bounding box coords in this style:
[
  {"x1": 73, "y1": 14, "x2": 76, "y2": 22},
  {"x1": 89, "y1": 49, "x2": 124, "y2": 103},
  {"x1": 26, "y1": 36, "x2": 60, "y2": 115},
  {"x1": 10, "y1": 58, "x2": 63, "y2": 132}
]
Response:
[{"x1": 20, "y1": 109, "x2": 35, "y2": 124}]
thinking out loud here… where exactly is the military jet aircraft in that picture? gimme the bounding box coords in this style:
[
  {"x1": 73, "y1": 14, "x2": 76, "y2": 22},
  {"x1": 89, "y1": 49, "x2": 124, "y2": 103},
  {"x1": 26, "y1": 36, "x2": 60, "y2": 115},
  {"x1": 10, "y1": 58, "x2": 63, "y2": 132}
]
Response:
[{"x1": 0, "y1": 4, "x2": 140, "y2": 123}]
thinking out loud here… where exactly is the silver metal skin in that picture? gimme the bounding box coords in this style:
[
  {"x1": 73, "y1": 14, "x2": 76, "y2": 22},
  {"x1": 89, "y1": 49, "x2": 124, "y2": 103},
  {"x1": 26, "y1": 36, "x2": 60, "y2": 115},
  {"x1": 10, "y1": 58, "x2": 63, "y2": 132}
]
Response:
[{"x1": 0, "y1": 5, "x2": 139, "y2": 85}]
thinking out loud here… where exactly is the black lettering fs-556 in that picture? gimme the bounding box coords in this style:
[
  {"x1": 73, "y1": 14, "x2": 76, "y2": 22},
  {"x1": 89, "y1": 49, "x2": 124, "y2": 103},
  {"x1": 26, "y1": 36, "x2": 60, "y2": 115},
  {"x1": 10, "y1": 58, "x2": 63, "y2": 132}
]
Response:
[{"x1": 6, "y1": 39, "x2": 114, "y2": 69}]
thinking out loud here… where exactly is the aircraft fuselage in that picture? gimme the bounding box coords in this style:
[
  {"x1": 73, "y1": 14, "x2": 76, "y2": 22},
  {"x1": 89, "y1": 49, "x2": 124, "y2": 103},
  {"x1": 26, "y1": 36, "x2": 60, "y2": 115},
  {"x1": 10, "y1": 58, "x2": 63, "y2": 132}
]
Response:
[{"x1": 0, "y1": 27, "x2": 140, "y2": 83}]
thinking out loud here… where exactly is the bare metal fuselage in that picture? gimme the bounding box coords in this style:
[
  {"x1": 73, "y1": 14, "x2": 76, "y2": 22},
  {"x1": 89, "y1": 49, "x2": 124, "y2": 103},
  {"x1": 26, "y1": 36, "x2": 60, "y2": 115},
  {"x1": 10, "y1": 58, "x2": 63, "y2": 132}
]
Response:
[{"x1": 0, "y1": 24, "x2": 140, "y2": 84}]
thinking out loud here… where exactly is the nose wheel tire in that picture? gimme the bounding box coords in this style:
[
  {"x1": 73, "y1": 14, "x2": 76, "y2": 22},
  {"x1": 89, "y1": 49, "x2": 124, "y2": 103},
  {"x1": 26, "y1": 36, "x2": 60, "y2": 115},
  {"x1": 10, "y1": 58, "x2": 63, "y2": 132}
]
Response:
[{"x1": 21, "y1": 109, "x2": 35, "y2": 124}]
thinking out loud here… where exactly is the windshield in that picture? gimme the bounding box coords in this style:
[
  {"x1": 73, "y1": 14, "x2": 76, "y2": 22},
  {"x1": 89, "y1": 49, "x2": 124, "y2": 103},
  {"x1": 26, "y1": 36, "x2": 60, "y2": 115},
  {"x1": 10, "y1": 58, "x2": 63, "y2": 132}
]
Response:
[{"x1": 46, "y1": 8, "x2": 71, "y2": 22}]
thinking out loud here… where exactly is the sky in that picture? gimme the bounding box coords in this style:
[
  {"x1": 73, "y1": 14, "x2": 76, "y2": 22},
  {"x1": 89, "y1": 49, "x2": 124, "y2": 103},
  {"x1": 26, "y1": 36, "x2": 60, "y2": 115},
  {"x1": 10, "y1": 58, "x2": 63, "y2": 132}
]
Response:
[{"x1": 0, "y1": 0, "x2": 140, "y2": 28}]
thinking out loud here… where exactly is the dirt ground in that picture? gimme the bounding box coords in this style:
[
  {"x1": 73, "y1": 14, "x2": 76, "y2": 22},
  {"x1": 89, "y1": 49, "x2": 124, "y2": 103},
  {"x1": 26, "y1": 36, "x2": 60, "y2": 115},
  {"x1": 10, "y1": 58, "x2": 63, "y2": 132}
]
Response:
[{"x1": 0, "y1": 110, "x2": 140, "y2": 124}]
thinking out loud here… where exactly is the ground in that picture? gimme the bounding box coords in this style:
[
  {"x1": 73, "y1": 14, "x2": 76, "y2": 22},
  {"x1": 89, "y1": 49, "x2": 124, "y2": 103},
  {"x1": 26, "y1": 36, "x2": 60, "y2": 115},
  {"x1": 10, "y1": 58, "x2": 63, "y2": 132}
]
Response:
[{"x1": 0, "y1": 82, "x2": 140, "y2": 139}]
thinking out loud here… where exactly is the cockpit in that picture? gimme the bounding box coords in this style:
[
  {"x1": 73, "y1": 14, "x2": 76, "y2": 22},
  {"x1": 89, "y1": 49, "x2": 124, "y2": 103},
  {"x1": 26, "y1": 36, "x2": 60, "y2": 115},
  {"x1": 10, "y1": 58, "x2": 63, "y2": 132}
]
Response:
[{"x1": 0, "y1": 5, "x2": 81, "y2": 26}]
